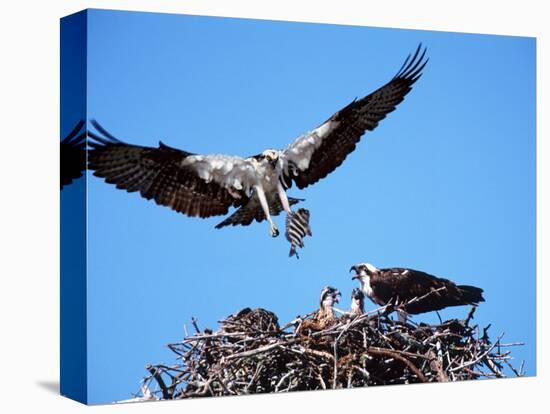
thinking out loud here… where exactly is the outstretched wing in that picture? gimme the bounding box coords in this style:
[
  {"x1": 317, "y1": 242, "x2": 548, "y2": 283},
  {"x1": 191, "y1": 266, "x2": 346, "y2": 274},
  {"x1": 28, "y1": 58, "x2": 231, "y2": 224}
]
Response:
[
  {"x1": 60, "y1": 120, "x2": 86, "y2": 189},
  {"x1": 282, "y1": 44, "x2": 428, "y2": 189},
  {"x1": 88, "y1": 120, "x2": 256, "y2": 218}
]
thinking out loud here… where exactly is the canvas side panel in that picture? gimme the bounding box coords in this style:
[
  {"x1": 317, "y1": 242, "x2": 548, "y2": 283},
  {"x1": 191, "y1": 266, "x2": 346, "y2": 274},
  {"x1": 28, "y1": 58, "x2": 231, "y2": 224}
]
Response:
[{"x1": 60, "y1": 9, "x2": 88, "y2": 405}]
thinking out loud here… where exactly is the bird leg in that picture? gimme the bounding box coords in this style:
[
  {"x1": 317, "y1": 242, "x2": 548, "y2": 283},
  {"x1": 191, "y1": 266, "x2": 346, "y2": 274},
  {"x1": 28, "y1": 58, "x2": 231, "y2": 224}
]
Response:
[
  {"x1": 255, "y1": 185, "x2": 279, "y2": 237},
  {"x1": 277, "y1": 182, "x2": 293, "y2": 214},
  {"x1": 397, "y1": 310, "x2": 409, "y2": 324},
  {"x1": 393, "y1": 296, "x2": 409, "y2": 323}
]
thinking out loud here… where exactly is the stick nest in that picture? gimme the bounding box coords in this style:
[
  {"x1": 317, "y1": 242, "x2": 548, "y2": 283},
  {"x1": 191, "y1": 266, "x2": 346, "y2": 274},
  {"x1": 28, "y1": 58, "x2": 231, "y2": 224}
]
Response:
[{"x1": 136, "y1": 305, "x2": 524, "y2": 400}]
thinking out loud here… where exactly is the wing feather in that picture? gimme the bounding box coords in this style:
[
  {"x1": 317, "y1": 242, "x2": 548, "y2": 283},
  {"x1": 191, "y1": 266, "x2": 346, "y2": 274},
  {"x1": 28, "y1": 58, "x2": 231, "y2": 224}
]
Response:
[
  {"x1": 87, "y1": 121, "x2": 250, "y2": 218},
  {"x1": 283, "y1": 44, "x2": 428, "y2": 189},
  {"x1": 373, "y1": 268, "x2": 482, "y2": 314}
]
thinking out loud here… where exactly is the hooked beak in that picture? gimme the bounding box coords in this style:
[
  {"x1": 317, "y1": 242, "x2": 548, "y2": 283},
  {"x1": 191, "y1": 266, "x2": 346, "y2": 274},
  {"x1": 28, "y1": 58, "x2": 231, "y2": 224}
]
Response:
[{"x1": 350, "y1": 265, "x2": 359, "y2": 280}]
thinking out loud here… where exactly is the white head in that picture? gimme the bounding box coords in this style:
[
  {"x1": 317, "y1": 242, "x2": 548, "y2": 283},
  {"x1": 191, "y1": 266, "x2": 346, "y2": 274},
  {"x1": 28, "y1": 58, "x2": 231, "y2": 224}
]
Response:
[
  {"x1": 319, "y1": 286, "x2": 341, "y2": 310},
  {"x1": 349, "y1": 263, "x2": 379, "y2": 296},
  {"x1": 261, "y1": 149, "x2": 280, "y2": 163},
  {"x1": 350, "y1": 263, "x2": 378, "y2": 278}
]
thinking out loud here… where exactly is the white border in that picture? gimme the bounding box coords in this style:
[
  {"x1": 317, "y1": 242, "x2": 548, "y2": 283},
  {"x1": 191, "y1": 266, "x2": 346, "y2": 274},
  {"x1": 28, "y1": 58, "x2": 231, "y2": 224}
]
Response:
[{"x1": 0, "y1": 1, "x2": 546, "y2": 412}]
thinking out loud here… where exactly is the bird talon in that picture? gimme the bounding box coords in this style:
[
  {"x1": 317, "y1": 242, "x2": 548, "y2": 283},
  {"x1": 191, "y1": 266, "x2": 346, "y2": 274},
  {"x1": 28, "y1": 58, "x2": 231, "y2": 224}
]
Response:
[{"x1": 271, "y1": 225, "x2": 279, "y2": 237}]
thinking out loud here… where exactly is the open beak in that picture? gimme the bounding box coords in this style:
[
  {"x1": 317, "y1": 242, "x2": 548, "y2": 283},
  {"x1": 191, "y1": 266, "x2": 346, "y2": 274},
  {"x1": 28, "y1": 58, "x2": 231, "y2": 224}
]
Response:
[{"x1": 350, "y1": 265, "x2": 359, "y2": 280}]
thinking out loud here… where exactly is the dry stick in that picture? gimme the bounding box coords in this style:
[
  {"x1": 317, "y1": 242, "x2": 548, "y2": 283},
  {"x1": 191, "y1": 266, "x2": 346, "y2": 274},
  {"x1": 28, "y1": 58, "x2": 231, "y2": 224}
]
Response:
[
  {"x1": 225, "y1": 342, "x2": 287, "y2": 361},
  {"x1": 366, "y1": 347, "x2": 427, "y2": 383},
  {"x1": 483, "y1": 356, "x2": 504, "y2": 378},
  {"x1": 215, "y1": 373, "x2": 237, "y2": 396},
  {"x1": 332, "y1": 319, "x2": 354, "y2": 389},
  {"x1": 305, "y1": 348, "x2": 335, "y2": 361},
  {"x1": 275, "y1": 370, "x2": 295, "y2": 392},
  {"x1": 449, "y1": 333, "x2": 505, "y2": 372},
  {"x1": 317, "y1": 373, "x2": 327, "y2": 390},
  {"x1": 245, "y1": 362, "x2": 264, "y2": 393},
  {"x1": 141, "y1": 303, "x2": 524, "y2": 399},
  {"x1": 427, "y1": 349, "x2": 449, "y2": 382},
  {"x1": 397, "y1": 349, "x2": 432, "y2": 360},
  {"x1": 354, "y1": 366, "x2": 370, "y2": 380},
  {"x1": 502, "y1": 359, "x2": 522, "y2": 377},
  {"x1": 497, "y1": 342, "x2": 525, "y2": 347},
  {"x1": 465, "y1": 306, "x2": 477, "y2": 326},
  {"x1": 191, "y1": 317, "x2": 200, "y2": 334},
  {"x1": 405, "y1": 287, "x2": 448, "y2": 307},
  {"x1": 179, "y1": 331, "x2": 249, "y2": 342},
  {"x1": 519, "y1": 360, "x2": 526, "y2": 376},
  {"x1": 332, "y1": 341, "x2": 339, "y2": 389},
  {"x1": 145, "y1": 364, "x2": 171, "y2": 400}
]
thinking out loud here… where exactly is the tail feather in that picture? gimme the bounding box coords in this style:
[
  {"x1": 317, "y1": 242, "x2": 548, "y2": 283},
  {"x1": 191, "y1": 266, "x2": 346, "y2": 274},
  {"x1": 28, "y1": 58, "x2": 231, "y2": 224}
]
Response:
[
  {"x1": 215, "y1": 196, "x2": 302, "y2": 229},
  {"x1": 458, "y1": 285, "x2": 485, "y2": 303}
]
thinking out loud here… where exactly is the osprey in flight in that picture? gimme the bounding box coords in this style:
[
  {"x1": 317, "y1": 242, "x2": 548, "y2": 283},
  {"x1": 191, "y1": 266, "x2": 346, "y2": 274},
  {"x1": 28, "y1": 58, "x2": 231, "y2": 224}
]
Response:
[
  {"x1": 88, "y1": 45, "x2": 428, "y2": 237},
  {"x1": 350, "y1": 263, "x2": 485, "y2": 315}
]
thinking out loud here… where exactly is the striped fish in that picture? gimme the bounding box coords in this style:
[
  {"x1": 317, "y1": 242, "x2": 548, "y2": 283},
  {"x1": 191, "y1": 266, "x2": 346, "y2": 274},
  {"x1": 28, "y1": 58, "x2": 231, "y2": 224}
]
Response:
[{"x1": 285, "y1": 208, "x2": 312, "y2": 259}]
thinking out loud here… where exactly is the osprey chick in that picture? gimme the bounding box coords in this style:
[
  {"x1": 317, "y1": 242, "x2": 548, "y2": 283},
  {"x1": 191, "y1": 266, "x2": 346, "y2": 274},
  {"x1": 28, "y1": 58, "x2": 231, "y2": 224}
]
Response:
[
  {"x1": 88, "y1": 45, "x2": 428, "y2": 237},
  {"x1": 350, "y1": 263, "x2": 485, "y2": 315},
  {"x1": 350, "y1": 288, "x2": 365, "y2": 316},
  {"x1": 299, "y1": 286, "x2": 341, "y2": 333}
]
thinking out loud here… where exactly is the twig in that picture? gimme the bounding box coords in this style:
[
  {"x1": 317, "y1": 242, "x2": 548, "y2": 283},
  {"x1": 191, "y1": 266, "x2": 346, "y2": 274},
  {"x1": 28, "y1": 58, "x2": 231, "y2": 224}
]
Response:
[
  {"x1": 139, "y1": 304, "x2": 523, "y2": 399},
  {"x1": 145, "y1": 364, "x2": 171, "y2": 400},
  {"x1": 367, "y1": 347, "x2": 427, "y2": 382}
]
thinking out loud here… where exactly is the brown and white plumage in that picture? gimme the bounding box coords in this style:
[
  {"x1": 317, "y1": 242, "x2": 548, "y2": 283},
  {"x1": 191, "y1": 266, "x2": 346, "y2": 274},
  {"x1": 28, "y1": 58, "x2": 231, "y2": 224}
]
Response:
[
  {"x1": 87, "y1": 45, "x2": 428, "y2": 238},
  {"x1": 350, "y1": 263, "x2": 485, "y2": 315},
  {"x1": 299, "y1": 286, "x2": 342, "y2": 333},
  {"x1": 88, "y1": 122, "x2": 248, "y2": 218},
  {"x1": 281, "y1": 44, "x2": 428, "y2": 190}
]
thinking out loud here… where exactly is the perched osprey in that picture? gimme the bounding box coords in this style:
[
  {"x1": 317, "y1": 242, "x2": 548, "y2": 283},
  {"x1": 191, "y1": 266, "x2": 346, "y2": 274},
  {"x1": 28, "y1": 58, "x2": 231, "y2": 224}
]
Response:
[
  {"x1": 88, "y1": 45, "x2": 428, "y2": 237},
  {"x1": 60, "y1": 120, "x2": 86, "y2": 189},
  {"x1": 350, "y1": 263, "x2": 485, "y2": 315}
]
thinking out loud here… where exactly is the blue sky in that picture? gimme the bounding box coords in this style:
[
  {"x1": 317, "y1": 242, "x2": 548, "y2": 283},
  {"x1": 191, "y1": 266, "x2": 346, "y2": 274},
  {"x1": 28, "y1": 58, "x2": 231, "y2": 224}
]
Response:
[{"x1": 65, "y1": 9, "x2": 535, "y2": 403}]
